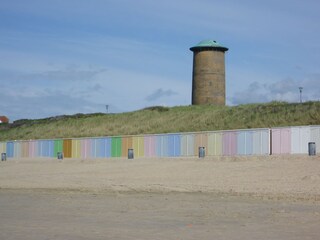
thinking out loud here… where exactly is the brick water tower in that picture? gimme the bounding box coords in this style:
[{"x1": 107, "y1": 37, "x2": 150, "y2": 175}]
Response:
[{"x1": 190, "y1": 40, "x2": 228, "y2": 105}]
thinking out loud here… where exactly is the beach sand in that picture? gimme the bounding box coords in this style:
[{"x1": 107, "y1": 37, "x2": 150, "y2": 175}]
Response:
[{"x1": 0, "y1": 155, "x2": 320, "y2": 239}]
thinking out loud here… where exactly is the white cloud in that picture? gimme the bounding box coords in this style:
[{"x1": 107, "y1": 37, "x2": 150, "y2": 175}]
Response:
[
  {"x1": 145, "y1": 88, "x2": 178, "y2": 102},
  {"x1": 92, "y1": 68, "x2": 190, "y2": 110},
  {"x1": 0, "y1": 64, "x2": 191, "y2": 120},
  {"x1": 229, "y1": 74, "x2": 320, "y2": 105},
  {"x1": 0, "y1": 87, "x2": 103, "y2": 121}
]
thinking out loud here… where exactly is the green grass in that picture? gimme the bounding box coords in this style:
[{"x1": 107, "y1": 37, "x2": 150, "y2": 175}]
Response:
[{"x1": 1, "y1": 101, "x2": 320, "y2": 141}]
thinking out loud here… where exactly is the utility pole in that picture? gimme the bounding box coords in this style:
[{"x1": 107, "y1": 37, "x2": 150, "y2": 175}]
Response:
[
  {"x1": 299, "y1": 87, "x2": 303, "y2": 103},
  {"x1": 106, "y1": 105, "x2": 109, "y2": 113}
]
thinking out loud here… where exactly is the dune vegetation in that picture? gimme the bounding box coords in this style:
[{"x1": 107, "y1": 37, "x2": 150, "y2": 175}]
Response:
[{"x1": 0, "y1": 101, "x2": 320, "y2": 141}]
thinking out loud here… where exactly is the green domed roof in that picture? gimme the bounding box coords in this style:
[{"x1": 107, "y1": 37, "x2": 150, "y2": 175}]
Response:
[{"x1": 190, "y1": 40, "x2": 228, "y2": 52}]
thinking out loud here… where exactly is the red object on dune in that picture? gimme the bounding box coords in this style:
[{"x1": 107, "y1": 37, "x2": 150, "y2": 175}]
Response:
[{"x1": 0, "y1": 116, "x2": 9, "y2": 123}]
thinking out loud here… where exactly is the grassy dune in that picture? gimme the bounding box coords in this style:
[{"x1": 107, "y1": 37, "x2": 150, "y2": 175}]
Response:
[{"x1": 1, "y1": 101, "x2": 320, "y2": 141}]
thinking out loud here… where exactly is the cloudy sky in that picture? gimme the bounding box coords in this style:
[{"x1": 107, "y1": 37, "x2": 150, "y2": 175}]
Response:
[{"x1": 1, "y1": 0, "x2": 320, "y2": 121}]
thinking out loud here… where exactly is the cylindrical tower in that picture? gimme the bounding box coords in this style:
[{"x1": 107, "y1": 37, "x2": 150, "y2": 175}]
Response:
[{"x1": 190, "y1": 40, "x2": 228, "y2": 105}]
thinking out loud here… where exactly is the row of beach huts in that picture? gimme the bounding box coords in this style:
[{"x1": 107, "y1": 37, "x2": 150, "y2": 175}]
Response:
[{"x1": 0, "y1": 125, "x2": 319, "y2": 160}]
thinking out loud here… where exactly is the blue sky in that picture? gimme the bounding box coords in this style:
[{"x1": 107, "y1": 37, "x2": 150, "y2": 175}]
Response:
[{"x1": 1, "y1": 0, "x2": 320, "y2": 121}]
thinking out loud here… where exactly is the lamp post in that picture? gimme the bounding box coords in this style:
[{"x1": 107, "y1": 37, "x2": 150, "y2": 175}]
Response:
[{"x1": 299, "y1": 87, "x2": 303, "y2": 103}]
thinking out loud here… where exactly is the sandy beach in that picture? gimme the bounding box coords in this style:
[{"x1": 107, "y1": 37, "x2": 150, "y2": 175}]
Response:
[
  {"x1": 1, "y1": 155, "x2": 320, "y2": 199},
  {"x1": 1, "y1": 155, "x2": 320, "y2": 239}
]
